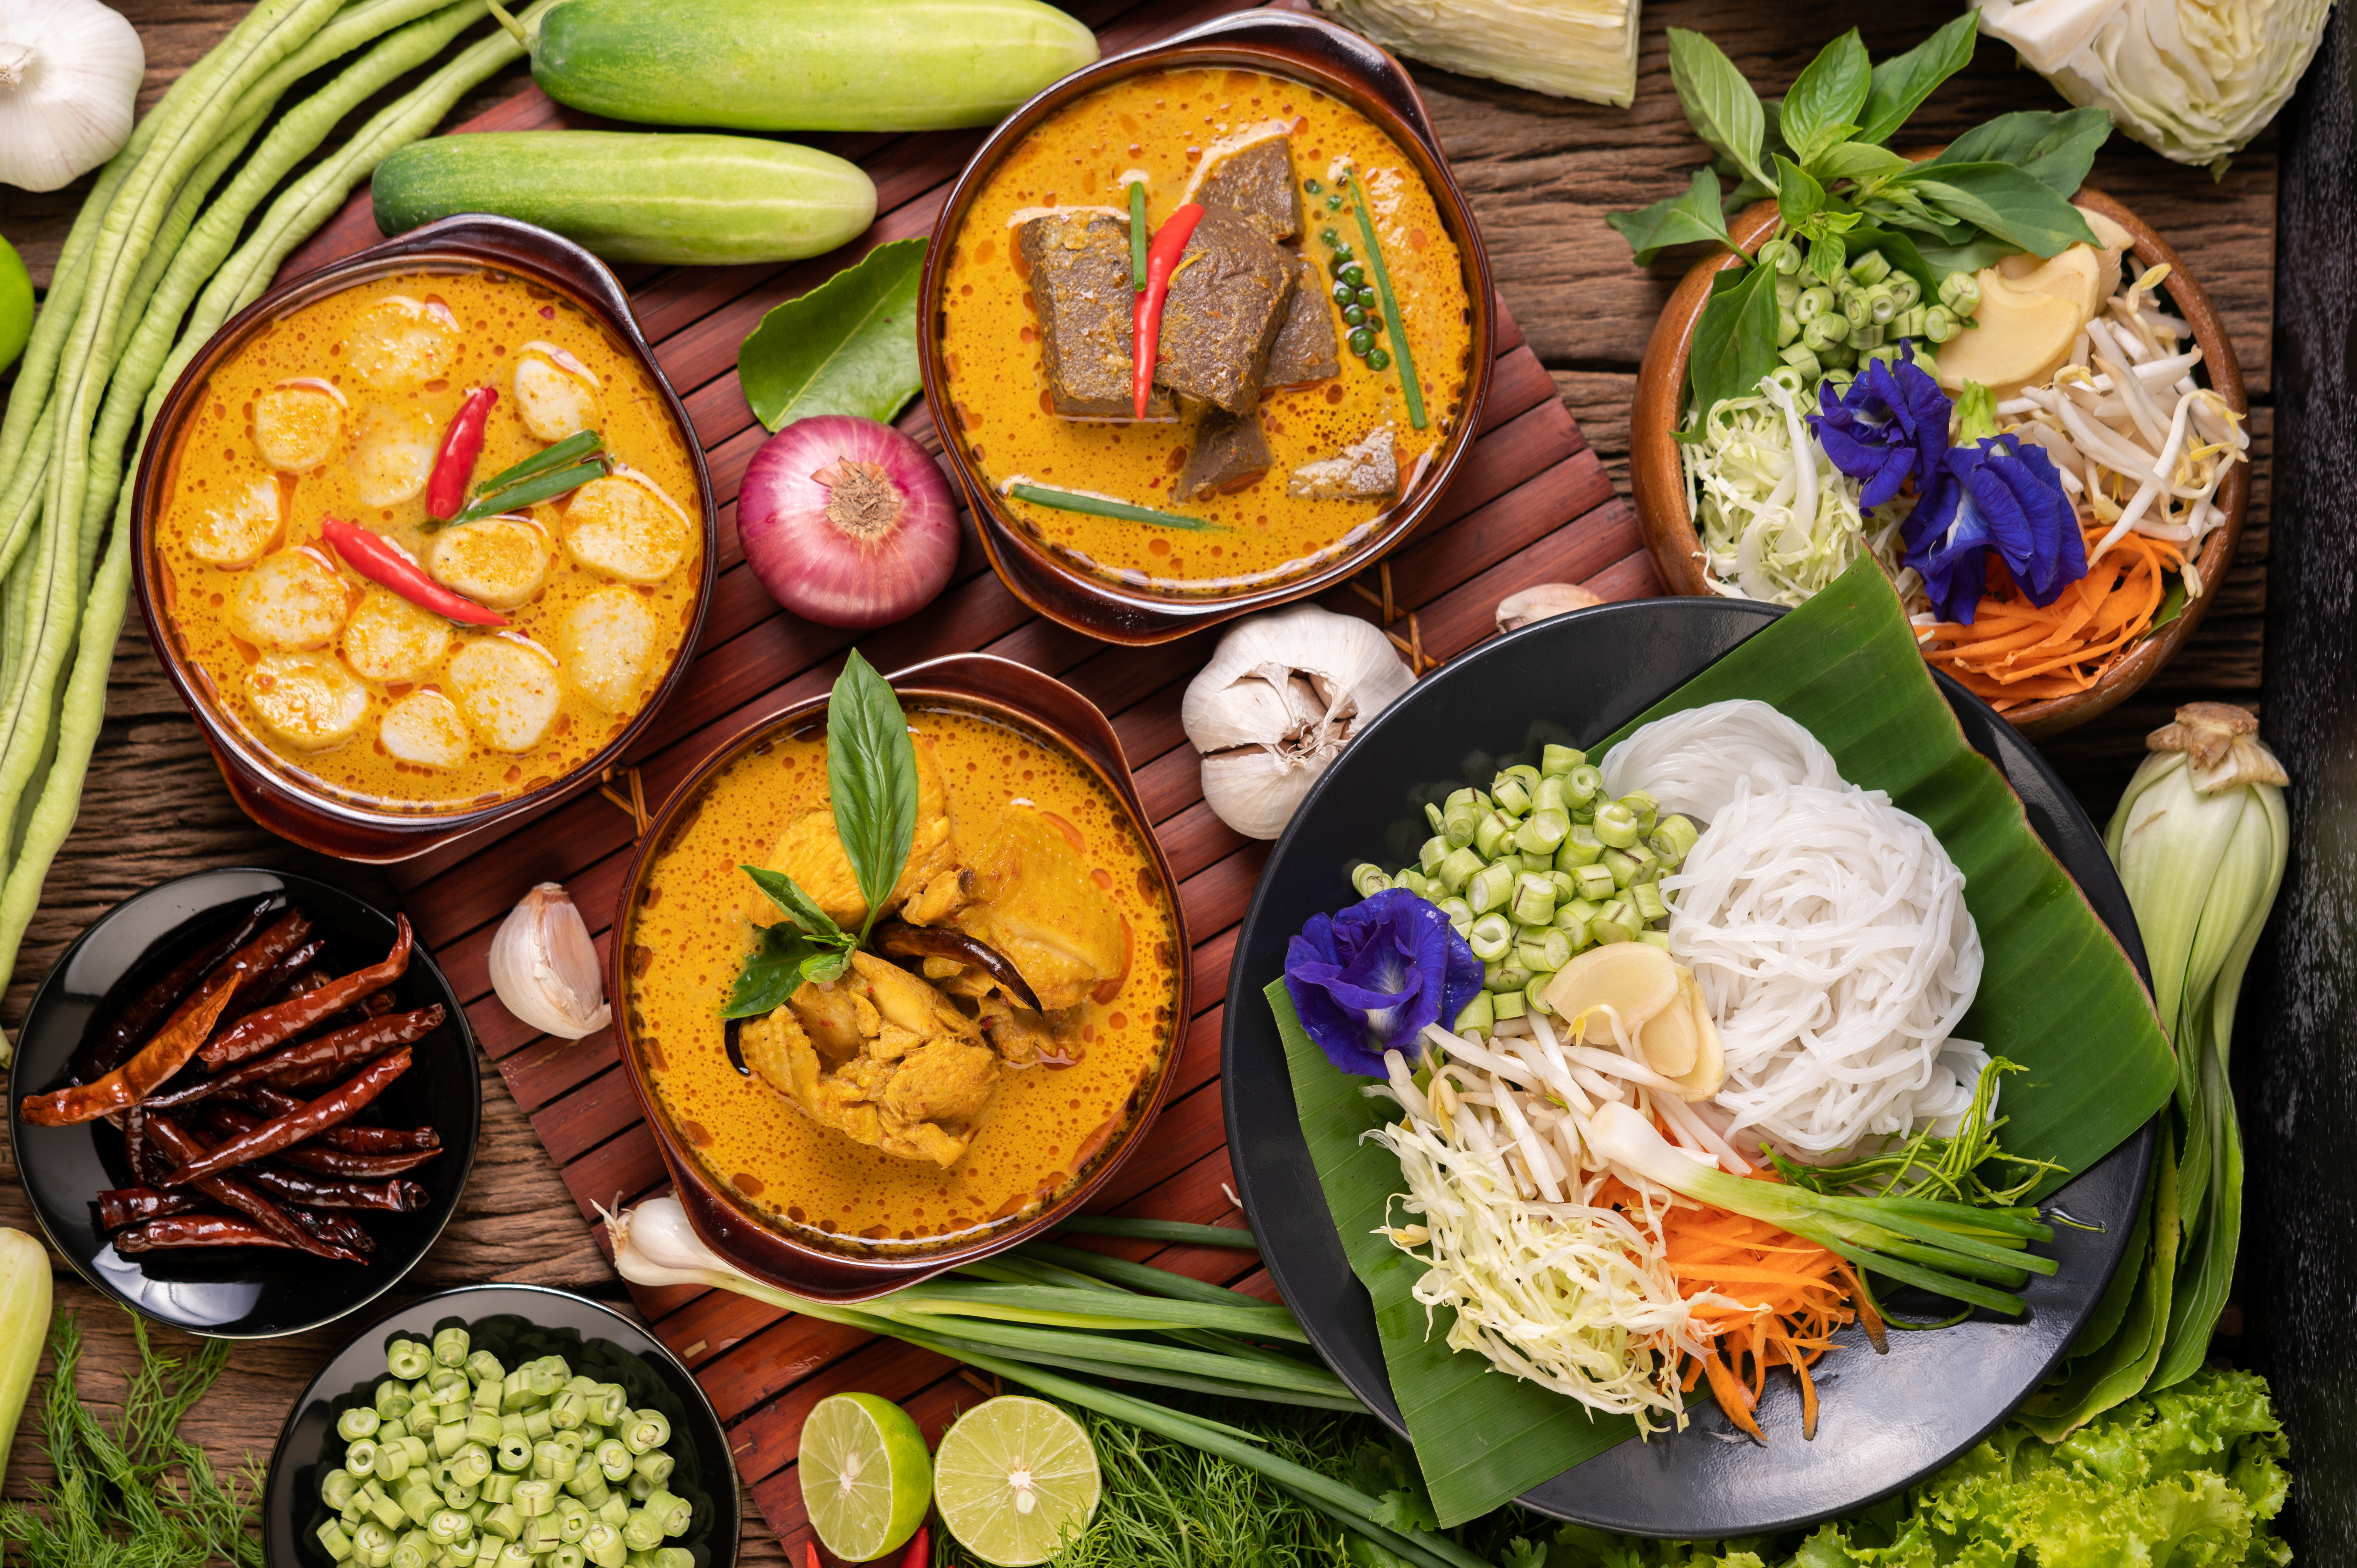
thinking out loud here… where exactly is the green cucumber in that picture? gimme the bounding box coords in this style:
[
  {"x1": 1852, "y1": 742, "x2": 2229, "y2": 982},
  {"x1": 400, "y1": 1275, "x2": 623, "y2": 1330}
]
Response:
[
  {"x1": 512, "y1": 0, "x2": 1098, "y2": 132},
  {"x1": 371, "y1": 132, "x2": 877, "y2": 267}
]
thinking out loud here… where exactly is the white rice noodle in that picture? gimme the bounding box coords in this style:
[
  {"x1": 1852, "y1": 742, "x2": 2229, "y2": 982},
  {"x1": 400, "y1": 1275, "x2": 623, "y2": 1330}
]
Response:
[{"x1": 1598, "y1": 698, "x2": 1840, "y2": 821}]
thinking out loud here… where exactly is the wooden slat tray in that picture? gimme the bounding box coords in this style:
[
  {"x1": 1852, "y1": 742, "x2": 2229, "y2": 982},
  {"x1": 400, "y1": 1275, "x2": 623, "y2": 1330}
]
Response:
[{"x1": 277, "y1": 0, "x2": 1650, "y2": 1550}]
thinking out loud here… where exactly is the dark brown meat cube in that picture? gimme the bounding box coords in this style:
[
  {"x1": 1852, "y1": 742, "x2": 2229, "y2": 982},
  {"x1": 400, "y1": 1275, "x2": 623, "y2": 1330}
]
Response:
[
  {"x1": 1174, "y1": 404, "x2": 1272, "y2": 501},
  {"x1": 1154, "y1": 209, "x2": 1297, "y2": 416},
  {"x1": 1265, "y1": 257, "x2": 1340, "y2": 385},
  {"x1": 1188, "y1": 125, "x2": 1300, "y2": 242},
  {"x1": 1015, "y1": 208, "x2": 1174, "y2": 422}
]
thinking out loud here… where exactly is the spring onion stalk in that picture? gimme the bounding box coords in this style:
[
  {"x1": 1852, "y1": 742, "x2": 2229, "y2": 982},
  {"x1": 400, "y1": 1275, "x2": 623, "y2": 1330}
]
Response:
[
  {"x1": 606, "y1": 1198, "x2": 1488, "y2": 1568},
  {"x1": 2106, "y1": 704, "x2": 2287, "y2": 1391},
  {"x1": 1006, "y1": 481, "x2": 1224, "y2": 532},
  {"x1": 1340, "y1": 167, "x2": 1426, "y2": 431},
  {"x1": 1584, "y1": 1103, "x2": 2055, "y2": 1316}
]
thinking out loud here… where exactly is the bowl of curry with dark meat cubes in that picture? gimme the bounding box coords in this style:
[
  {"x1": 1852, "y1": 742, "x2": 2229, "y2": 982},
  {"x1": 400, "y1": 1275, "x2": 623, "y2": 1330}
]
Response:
[{"x1": 919, "y1": 9, "x2": 1495, "y2": 645}]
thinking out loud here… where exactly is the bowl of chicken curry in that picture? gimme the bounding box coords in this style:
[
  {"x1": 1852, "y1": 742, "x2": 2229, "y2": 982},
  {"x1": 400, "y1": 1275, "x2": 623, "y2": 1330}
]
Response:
[
  {"x1": 921, "y1": 9, "x2": 1495, "y2": 644},
  {"x1": 612, "y1": 654, "x2": 1189, "y2": 1300},
  {"x1": 131, "y1": 215, "x2": 715, "y2": 862}
]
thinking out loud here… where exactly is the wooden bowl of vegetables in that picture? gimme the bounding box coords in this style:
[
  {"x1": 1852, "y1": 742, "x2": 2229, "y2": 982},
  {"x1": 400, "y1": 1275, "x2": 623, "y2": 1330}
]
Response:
[
  {"x1": 918, "y1": 7, "x2": 1496, "y2": 645},
  {"x1": 129, "y1": 214, "x2": 718, "y2": 862},
  {"x1": 1631, "y1": 189, "x2": 2247, "y2": 740}
]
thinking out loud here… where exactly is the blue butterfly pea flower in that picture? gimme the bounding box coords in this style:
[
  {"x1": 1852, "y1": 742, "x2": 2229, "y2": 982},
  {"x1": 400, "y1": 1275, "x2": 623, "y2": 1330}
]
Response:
[
  {"x1": 1283, "y1": 888, "x2": 1484, "y2": 1078},
  {"x1": 1807, "y1": 346, "x2": 1954, "y2": 510},
  {"x1": 1903, "y1": 434, "x2": 2087, "y2": 625}
]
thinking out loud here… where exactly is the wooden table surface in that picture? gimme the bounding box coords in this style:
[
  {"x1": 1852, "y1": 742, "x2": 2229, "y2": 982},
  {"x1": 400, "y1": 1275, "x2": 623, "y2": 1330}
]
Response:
[{"x1": 0, "y1": 2, "x2": 2276, "y2": 1561}]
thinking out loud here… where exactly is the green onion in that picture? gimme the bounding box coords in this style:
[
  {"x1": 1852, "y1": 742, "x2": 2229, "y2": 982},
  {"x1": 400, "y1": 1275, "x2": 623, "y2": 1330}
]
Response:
[
  {"x1": 1055, "y1": 1215, "x2": 1261, "y2": 1249},
  {"x1": 1127, "y1": 179, "x2": 1149, "y2": 291},
  {"x1": 1009, "y1": 481, "x2": 1224, "y2": 531},
  {"x1": 1341, "y1": 170, "x2": 1426, "y2": 431},
  {"x1": 445, "y1": 431, "x2": 608, "y2": 527},
  {"x1": 1584, "y1": 1102, "x2": 2055, "y2": 1316}
]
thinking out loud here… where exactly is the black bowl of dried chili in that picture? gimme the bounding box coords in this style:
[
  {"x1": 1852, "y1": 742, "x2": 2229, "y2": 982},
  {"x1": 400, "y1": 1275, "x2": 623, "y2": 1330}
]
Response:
[{"x1": 7, "y1": 866, "x2": 480, "y2": 1338}]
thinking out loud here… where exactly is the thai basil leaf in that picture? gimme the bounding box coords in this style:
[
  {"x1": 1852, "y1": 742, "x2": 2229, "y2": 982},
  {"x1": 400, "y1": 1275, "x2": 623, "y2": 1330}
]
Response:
[
  {"x1": 1780, "y1": 29, "x2": 1870, "y2": 167},
  {"x1": 826, "y1": 649, "x2": 919, "y2": 943},
  {"x1": 1811, "y1": 140, "x2": 1912, "y2": 189},
  {"x1": 1606, "y1": 168, "x2": 1735, "y2": 265},
  {"x1": 1776, "y1": 155, "x2": 1826, "y2": 229},
  {"x1": 1836, "y1": 224, "x2": 1938, "y2": 293},
  {"x1": 1857, "y1": 12, "x2": 1979, "y2": 147},
  {"x1": 1928, "y1": 107, "x2": 2113, "y2": 198},
  {"x1": 739, "y1": 865, "x2": 846, "y2": 940},
  {"x1": 1668, "y1": 29, "x2": 1771, "y2": 189},
  {"x1": 1687, "y1": 260, "x2": 1781, "y2": 417},
  {"x1": 1860, "y1": 183, "x2": 1969, "y2": 240},
  {"x1": 1914, "y1": 231, "x2": 2025, "y2": 278},
  {"x1": 1898, "y1": 161, "x2": 2101, "y2": 256},
  {"x1": 1806, "y1": 229, "x2": 1848, "y2": 285},
  {"x1": 723, "y1": 923, "x2": 846, "y2": 1019}
]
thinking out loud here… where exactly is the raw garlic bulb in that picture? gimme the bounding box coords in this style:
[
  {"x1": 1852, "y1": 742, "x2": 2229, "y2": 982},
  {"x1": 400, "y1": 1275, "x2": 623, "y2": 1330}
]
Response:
[
  {"x1": 1182, "y1": 603, "x2": 1414, "y2": 840},
  {"x1": 1496, "y1": 581, "x2": 1602, "y2": 634},
  {"x1": 0, "y1": 0, "x2": 143, "y2": 193},
  {"x1": 488, "y1": 882, "x2": 611, "y2": 1040}
]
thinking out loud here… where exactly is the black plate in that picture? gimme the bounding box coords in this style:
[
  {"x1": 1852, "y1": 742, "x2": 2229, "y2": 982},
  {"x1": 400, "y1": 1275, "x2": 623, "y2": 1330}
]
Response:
[
  {"x1": 8, "y1": 867, "x2": 480, "y2": 1338},
  {"x1": 262, "y1": 1283, "x2": 740, "y2": 1568},
  {"x1": 1223, "y1": 597, "x2": 2158, "y2": 1538}
]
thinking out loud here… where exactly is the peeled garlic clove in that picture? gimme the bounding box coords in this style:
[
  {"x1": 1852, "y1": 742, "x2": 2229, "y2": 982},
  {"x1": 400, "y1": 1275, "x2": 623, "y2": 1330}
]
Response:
[
  {"x1": 488, "y1": 882, "x2": 611, "y2": 1040},
  {"x1": 1182, "y1": 603, "x2": 1414, "y2": 840},
  {"x1": 1497, "y1": 582, "x2": 1603, "y2": 634}
]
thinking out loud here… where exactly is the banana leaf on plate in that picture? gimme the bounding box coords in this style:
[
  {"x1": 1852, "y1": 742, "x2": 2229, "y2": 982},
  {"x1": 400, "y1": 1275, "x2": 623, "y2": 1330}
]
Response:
[{"x1": 1270, "y1": 555, "x2": 2177, "y2": 1524}]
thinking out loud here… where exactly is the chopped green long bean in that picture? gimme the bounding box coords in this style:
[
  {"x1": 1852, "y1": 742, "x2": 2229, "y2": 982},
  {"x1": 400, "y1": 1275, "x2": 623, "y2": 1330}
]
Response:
[
  {"x1": 1342, "y1": 168, "x2": 1427, "y2": 431},
  {"x1": 1008, "y1": 482, "x2": 1224, "y2": 532}
]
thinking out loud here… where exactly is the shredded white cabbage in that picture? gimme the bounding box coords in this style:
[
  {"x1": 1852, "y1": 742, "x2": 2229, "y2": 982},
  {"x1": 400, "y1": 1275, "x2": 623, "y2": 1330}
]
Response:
[{"x1": 1681, "y1": 384, "x2": 1867, "y2": 607}]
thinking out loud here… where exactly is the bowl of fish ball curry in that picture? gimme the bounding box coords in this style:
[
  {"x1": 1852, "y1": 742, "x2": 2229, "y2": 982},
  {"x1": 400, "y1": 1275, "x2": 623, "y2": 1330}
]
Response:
[
  {"x1": 132, "y1": 215, "x2": 716, "y2": 862},
  {"x1": 612, "y1": 654, "x2": 1190, "y2": 1300},
  {"x1": 921, "y1": 9, "x2": 1495, "y2": 644}
]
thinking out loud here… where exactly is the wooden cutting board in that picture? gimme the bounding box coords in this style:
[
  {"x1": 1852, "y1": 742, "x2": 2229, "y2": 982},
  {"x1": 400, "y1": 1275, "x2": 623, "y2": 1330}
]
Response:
[{"x1": 274, "y1": 0, "x2": 1645, "y2": 1549}]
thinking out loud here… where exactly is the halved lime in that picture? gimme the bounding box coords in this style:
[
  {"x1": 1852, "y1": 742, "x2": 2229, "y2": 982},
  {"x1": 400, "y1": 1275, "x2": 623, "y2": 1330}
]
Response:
[
  {"x1": 799, "y1": 1391, "x2": 932, "y2": 1563},
  {"x1": 932, "y1": 1396, "x2": 1101, "y2": 1566}
]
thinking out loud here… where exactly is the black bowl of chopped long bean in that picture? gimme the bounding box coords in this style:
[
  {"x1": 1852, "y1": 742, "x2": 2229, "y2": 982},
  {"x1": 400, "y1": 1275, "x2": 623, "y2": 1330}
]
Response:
[
  {"x1": 261, "y1": 1285, "x2": 739, "y2": 1568},
  {"x1": 8, "y1": 866, "x2": 480, "y2": 1338}
]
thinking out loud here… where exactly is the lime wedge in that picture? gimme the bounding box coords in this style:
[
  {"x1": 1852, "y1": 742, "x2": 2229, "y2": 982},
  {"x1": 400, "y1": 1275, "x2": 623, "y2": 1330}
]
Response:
[
  {"x1": 932, "y1": 1396, "x2": 1101, "y2": 1566},
  {"x1": 799, "y1": 1391, "x2": 933, "y2": 1563}
]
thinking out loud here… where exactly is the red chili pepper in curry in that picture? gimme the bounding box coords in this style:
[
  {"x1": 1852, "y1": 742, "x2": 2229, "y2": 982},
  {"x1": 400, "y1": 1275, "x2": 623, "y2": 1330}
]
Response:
[
  {"x1": 1132, "y1": 201, "x2": 1206, "y2": 420},
  {"x1": 427, "y1": 386, "x2": 499, "y2": 521},
  {"x1": 319, "y1": 517, "x2": 509, "y2": 628}
]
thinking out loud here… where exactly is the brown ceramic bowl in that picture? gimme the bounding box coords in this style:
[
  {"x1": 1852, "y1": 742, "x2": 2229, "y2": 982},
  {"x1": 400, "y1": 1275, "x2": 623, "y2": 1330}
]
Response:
[
  {"x1": 131, "y1": 214, "x2": 718, "y2": 861},
  {"x1": 608, "y1": 653, "x2": 1192, "y2": 1302},
  {"x1": 919, "y1": 8, "x2": 1496, "y2": 646},
  {"x1": 1631, "y1": 188, "x2": 2247, "y2": 739}
]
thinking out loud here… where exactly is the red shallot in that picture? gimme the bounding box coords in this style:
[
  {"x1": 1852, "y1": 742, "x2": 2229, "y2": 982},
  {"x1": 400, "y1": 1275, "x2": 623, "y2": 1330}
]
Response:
[{"x1": 738, "y1": 415, "x2": 956, "y2": 630}]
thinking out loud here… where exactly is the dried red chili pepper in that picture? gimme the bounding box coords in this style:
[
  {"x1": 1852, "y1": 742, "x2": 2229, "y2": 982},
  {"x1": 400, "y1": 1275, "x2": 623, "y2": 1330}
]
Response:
[
  {"x1": 244, "y1": 1084, "x2": 440, "y2": 1153},
  {"x1": 21, "y1": 969, "x2": 241, "y2": 1127},
  {"x1": 1133, "y1": 201, "x2": 1206, "y2": 419},
  {"x1": 320, "y1": 518, "x2": 509, "y2": 628},
  {"x1": 198, "y1": 1105, "x2": 445, "y2": 1180},
  {"x1": 229, "y1": 937, "x2": 327, "y2": 1021},
  {"x1": 163, "y1": 1048, "x2": 413, "y2": 1186},
  {"x1": 237, "y1": 1164, "x2": 429, "y2": 1213},
  {"x1": 198, "y1": 918, "x2": 414, "y2": 1071},
  {"x1": 150, "y1": 1003, "x2": 442, "y2": 1109},
  {"x1": 94, "y1": 1187, "x2": 207, "y2": 1231},
  {"x1": 143, "y1": 1112, "x2": 363, "y2": 1263},
  {"x1": 82, "y1": 897, "x2": 274, "y2": 1081},
  {"x1": 291, "y1": 1206, "x2": 376, "y2": 1255},
  {"x1": 115, "y1": 1215, "x2": 301, "y2": 1253},
  {"x1": 427, "y1": 386, "x2": 499, "y2": 520}
]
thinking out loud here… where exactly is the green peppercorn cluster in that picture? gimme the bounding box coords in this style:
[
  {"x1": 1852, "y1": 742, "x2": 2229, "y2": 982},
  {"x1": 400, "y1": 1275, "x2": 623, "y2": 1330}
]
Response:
[
  {"x1": 1350, "y1": 743, "x2": 1701, "y2": 1033},
  {"x1": 1304, "y1": 177, "x2": 1395, "y2": 374},
  {"x1": 314, "y1": 1324, "x2": 695, "y2": 1568}
]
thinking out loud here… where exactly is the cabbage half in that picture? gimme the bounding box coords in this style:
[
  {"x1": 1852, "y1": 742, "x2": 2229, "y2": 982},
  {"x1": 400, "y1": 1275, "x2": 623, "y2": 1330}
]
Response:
[{"x1": 1975, "y1": 0, "x2": 2334, "y2": 173}]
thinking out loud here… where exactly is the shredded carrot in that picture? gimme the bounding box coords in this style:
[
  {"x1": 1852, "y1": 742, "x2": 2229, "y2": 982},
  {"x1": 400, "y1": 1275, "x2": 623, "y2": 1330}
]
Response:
[
  {"x1": 1599, "y1": 1172, "x2": 1856, "y2": 1442},
  {"x1": 1915, "y1": 523, "x2": 2187, "y2": 710}
]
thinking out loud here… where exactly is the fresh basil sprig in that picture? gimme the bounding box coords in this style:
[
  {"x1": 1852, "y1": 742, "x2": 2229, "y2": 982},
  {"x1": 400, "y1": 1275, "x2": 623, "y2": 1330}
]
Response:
[
  {"x1": 1609, "y1": 14, "x2": 2113, "y2": 419},
  {"x1": 721, "y1": 652, "x2": 918, "y2": 1020}
]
